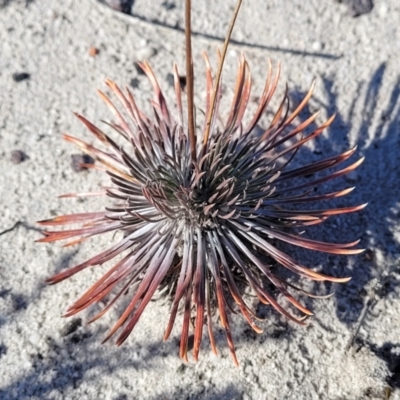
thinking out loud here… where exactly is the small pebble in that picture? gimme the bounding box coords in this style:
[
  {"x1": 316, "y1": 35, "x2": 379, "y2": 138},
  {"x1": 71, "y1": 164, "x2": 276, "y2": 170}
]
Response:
[
  {"x1": 377, "y1": 3, "x2": 387, "y2": 17},
  {"x1": 29, "y1": 332, "x2": 41, "y2": 346},
  {"x1": 130, "y1": 77, "x2": 140, "y2": 88},
  {"x1": 70, "y1": 154, "x2": 95, "y2": 172},
  {"x1": 89, "y1": 47, "x2": 100, "y2": 57},
  {"x1": 229, "y1": 49, "x2": 238, "y2": 58},
  {"x1": 138, "y1": 38, "x2": 148, "y2": 48},
  {"x1": 103, "y1": 0, "x2": 134, "y2": 14},
  {"x1": 60, "y1": 318, "x2": 82, "y2": 337},
  {"x1": 136, "y1": 46, "x2": 156, "y2": 61},
  {"x1": 21, "y1": 351, "x2": 31, "y2": 362},
  {"x1": 12, "y1": 72, "x2": 30, "y2": 82},
  {"x1": 10, "y1": 150, "x2": 27, "y2": 164},
  {"x1": 161, "y1": 1, "x2": 176, "y2": 10},
  {"x1": 166, "y1": 73, "x2": 174, "y2": 87},
  {"x1": 312, "y1": 41, "x2": 322, "y2": 52},
  {"x1": 338, "y1": 0, "x2": 374, "y2": 17}
]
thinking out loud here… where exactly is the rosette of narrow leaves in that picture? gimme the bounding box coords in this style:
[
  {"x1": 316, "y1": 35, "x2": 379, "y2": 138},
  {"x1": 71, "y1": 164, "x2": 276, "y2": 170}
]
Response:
[{"x1": 38, "y1": 57, "x2": 365, "y2": 365}]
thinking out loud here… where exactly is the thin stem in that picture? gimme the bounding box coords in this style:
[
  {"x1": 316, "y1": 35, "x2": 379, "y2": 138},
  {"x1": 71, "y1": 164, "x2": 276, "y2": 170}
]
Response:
[
  {"x1": 185, "y1": 0, "x2": 196, "y2": 163},
  {"x1": 202, "y1": 0, "x2": 243, "y2": 152}
]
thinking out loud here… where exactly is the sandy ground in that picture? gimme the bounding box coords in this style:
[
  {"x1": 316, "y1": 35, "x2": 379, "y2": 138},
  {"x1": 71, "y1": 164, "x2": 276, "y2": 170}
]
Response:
[{"x1": 1, "y1": 0, "x2": 400, "y2": 399}]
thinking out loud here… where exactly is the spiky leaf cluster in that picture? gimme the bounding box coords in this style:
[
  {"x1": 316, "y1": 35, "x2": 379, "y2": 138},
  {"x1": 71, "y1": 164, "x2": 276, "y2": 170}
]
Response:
[{"x1": 38, "y1": 58, "x2": 365, "y2": 365}]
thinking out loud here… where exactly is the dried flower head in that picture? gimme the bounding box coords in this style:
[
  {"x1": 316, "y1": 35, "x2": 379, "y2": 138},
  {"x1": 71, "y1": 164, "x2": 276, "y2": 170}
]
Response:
[{"x1": 38, "y1": 1, "x2": 365, "y2": 365}]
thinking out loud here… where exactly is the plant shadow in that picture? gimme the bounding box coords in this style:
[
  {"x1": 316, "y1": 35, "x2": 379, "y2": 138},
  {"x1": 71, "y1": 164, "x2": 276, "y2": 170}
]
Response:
[
  {"x1": 149, "y1": 384, "x2": 243, "y2": 400},
  {"x1": 368, "y1": 341, "x2": 400, "y2": 390},
  {"x1": 0, "y1": 0, "x2": 34, "y2": 8},
  {"x1": 0, "y1": 307, "x2": 246, "y2": 400},
  {"x1": 0, "y1": 325, "x2": 178, "y2": 399},
  {"x1": 95, "y1": 0, "x2": 340, "y2": 60},
  {"x1": 288, "y1": 62, "x2": 400, "y2": 327}
]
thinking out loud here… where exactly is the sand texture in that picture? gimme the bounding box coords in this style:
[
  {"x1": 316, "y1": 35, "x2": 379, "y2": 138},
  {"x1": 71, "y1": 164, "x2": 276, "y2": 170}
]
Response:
[{"x1": 0, "y1": 0, "x2": 399, "y2": 399}]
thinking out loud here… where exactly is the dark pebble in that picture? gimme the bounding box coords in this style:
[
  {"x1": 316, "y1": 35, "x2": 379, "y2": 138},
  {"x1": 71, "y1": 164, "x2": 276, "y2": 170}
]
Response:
[
  {"x1": 104, "y1": 0, "x2": 134, "y2": 15},
  {"x1": 130, "y1": 77, "x2": 140, "y2": 88},
  {"x1": 166, "y1": 73, "x2": 174, "y2": 87},
  {"x1": 337, "y1": 0, "x2": 374, "y2": 17},
  {"x1": 70, "y1": 154, "x2": 95, "y2": 172},
  {"x1": 12, "y1": 72, "x2": 30, "y2": 82},
  {"x1": 61, "y1": 318, "x2": 82, "y2": 337},
  {"x1": 162, "y1": 1, "x2": 176, "y2": 11},
  {"x1": 114, "y1": 395, "x2": 128, "y2": 400},
  {"x1": 10, "y1": 150, "x2": 27, "y2": 164}
]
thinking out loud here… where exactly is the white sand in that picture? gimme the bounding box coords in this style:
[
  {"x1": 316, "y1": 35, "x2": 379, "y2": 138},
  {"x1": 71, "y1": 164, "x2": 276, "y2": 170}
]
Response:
[{"x1": 0, "y1": 0, "x2": 399, "y2": 399}]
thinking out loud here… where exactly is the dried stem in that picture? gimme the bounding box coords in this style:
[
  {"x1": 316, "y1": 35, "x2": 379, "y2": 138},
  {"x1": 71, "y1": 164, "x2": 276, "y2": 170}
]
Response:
[
  {"x1": 202, "y1": 0, "x2": 243, "y2": 152},
  {"x1": 185, "y1": 0, "x2": 196, "y2": 162}
]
